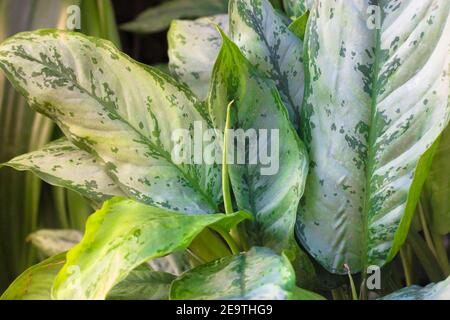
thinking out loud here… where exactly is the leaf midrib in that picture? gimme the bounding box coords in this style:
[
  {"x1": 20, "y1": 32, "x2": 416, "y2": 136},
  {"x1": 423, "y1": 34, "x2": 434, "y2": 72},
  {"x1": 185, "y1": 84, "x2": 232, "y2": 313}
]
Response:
[
  {"x1": 361, "y1": 12, "x2": 383, "y2": 272},
  {"x1": 17, "y1": 49, "x2": 219, "y2": 212}
]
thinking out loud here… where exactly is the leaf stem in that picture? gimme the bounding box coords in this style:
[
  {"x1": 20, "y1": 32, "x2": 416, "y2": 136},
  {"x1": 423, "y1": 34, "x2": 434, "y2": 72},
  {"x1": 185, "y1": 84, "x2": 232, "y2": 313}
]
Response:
[
  {"x1": 211, "y1": 227, "x2": 240, "y2": 255},
  {"x1": 222, "y1": 101, "x2": 234, "y2": 215},
  {"x1": 418, "y1": 201, "x2": 438, "y2": 257},
  {"x1": 400, "y1": 245, "x2": 413, "y2": 286}
]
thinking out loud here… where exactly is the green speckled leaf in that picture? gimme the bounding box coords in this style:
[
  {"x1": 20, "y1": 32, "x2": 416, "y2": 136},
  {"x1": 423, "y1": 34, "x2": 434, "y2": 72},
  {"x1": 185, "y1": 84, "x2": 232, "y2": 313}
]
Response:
[
  {"x1": 170, "y1": 247, "x2": 324, "y2": 300},
  {"x1": 288, "y1": 11, "x2": 309, "y2": 41},
  {"x1": 28, "y1": 229, "x2": 82, "y2": 258},
  {"x1": 209, "y1": 31, "x2": 313, "y2": 282},
  {"x1": 0, "y1": 253, "x2": 65, "y2": 300},
  {"x1": 424, "y1": 126, "x2": 450, "y2": 235},
  {"x1": 107, "y1": 265, "x2": 175, "y2": 300},
  {"x1": 168, "y1": 15, "x2": 229, "y2": 100},
  {"x1": 3, "y1": 139, "x2": 123, "y2": 202},
  {"x1": 230, "y1": 0, "x2": 305, "y2": 127},
  {"x1": 0, "y1": 29, "x2": 221, "y2": 214},
  {"x1": 52, "y1": 197, "x2": 251, "y2": 300},
  {"x1": 381, "y1": 275, "x2": 450, "y2": 300},
  {"x1": 121, "y1": 0, "x2": 229, "y2": 34},
  {"x1": 282, "y1": 0, "x2": 312, "y2": 19},
  {"x1": 296, "y1": 0, "x2": 450, "y2": 274}
]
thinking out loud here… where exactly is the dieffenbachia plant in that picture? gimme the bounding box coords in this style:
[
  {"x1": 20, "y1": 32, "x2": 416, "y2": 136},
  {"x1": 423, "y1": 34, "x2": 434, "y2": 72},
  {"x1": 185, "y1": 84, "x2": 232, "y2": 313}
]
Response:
[{"x1": 0, "y1": 0, "x2": 449, "y2": 301}]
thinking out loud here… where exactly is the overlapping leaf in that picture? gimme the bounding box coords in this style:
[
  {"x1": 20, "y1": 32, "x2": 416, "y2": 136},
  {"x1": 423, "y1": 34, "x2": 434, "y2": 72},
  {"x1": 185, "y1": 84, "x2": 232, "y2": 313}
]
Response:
[
  {"x1": 168, "y1": 14, "x2": 229, "y2": 100},
  {"x1": 296, "y1": 0, "x2": 450, "y2": 273},
  {"x1": 52, "y1": 197, "x2": 250, "y2": 300},
  {"x1": 170, "y1": 247, "x2": 324, "y2": 300},
  {"x1": 283, "y1": 0, "x2": 312, "y2": 19},
  {"x1": 229, "y1": 0, "x2": 305, "y2": 127},
  {"x1": 209, "y1": 31, "x2": 311, "y2": 274},
  {"x1": 0, "y1": 29, "x2": 222, "y2": 214},
  {"x1": 168, "y1": 0, "x2": 305, "y2": 128}
]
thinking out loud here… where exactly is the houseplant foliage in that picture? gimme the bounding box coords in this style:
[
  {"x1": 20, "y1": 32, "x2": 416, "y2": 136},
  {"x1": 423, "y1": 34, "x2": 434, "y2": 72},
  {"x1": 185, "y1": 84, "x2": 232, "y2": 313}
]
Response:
[
  {"x1": 0, "y1": 0, "x2": 449, "y2": 300},
  {"x1": 0, "y1": 0, "x2": 119, "y2": 292}
]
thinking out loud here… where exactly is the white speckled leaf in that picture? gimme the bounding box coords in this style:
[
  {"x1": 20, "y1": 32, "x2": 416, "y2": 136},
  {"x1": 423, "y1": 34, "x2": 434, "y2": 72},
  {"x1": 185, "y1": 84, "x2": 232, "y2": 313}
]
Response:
[
  {"x1": 229, "y1": 0, "x2": 305, "y2": 127},
  {"x1": 209, "y1": 31, "x2": 313, "y2": 282},
  {"x1": 381, "y1": 275, "x2": 450, "y2": 300},
  {"x1": 283, "y1": 0, "x2": 312, "y2": 19},
  {"x1": 52, "y1": 197, "x2": 251, "y2": 300},
  {"x1": 170, "y1": 247, "x2": 324, "y2": 300},
  {"x1": 296, "y1": 0, "x2": 450, "y2": 273},
  {"x1": 0, "y1": 29, "x2": 222, "y2": 214},
  {"x1": 3, "y1": 139, "x2": 123, "y2": 202},
  {"x1": 106, "y1": 265, "x2": 175, "y2": 300},
  {"x1": 0, "y1": 253, "x2": 65, "y2": 300},
  {"x1": 168, "y1": 15, "x2": 229, "y2": 100},
  {"x1": 28, "y1": 229, "x2": 82, "y2": 257}
]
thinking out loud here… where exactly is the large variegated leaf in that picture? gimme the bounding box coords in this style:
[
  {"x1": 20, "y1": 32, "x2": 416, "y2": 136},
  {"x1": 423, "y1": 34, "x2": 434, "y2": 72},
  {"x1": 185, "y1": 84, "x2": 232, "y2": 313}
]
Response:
[
  {"x1": 381, "y1": 275, "x2": 450, "y2": 300},
  {"x1": 424, "y1": 126, "x2": 450, "y2": 235},
  {"x1": 0, "y1": 29, "x2": 222, "y2": 214},
  {"x1": 170, "y1": 247, "x2": 324, "y2": 300},
  {"x1": 121, "y1": 0, "x2": 229, "y2": 34},
  {"x1": 0, "y1": 253, "x2": 65, "y2": 300},
  {"x1": 209, "y1": 31, "x2": 313, "y2": 282},
  {"x1": 283, "y1": 0, "x2": 312, "y2": 19},
  {"x1": 168, "y1": 15, "x2": 229, "y2": 100},
  {"x1": 3, "y1": 139, "x2": 123, "y2": 202},
  {"x1": 106, "y1": 265, "x2": 175, "y2": 300},
  {"x1": 229, "y1": 0, "x2": 304, "y2": 127},
  {"x1": 28, "y1": 229, "x2": 82, "y2": 257},
  {"x1": 296, "y1": 0, "x2": 450, "y2": 273},
  {"x1": 52, "y1": 197, "x2": 251, "y2": 300}
]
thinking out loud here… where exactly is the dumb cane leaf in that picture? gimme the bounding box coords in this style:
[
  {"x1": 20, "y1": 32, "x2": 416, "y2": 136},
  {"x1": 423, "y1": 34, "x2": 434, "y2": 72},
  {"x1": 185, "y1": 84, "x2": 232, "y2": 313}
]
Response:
[
  {"x1": 168, "y1": 0, "x2": 304, "y2": 128},
  {"x1": 296, "y1": 0, "x2": 450, "y2": 273},
  {"x1": 3, "y1": 139, "x2": 123, "y2": 202},
  {"x1": 170, "y1": 247, "x2": 324, "y2": 300},
  {"x1": 282, "y1": 0, "x2": 313, "y2": 19},
  {"x1": 168, "y1": 14, "x2": 229, "y2": 100},
  {"x1": 28, "y1": 229, "x2": 82, "y2": 257},
  {"x1": 229, "y1": 0, "x2": 305, "y2": 127},
  {"x1": 52, "y1": 197, "x2": 250, "y2": 300},
  {"x1": 381, "y1": 275, "x2": 450, "y2": 300},
  {"x1": 0, "y1": 29, "x2": 222, "y2": 214},
  {"x1": 208, "y1": 31, "x2": 312, "y2": 279},
  {"x1": 0, "y1": 253, "x2": 65, "y2": 300}
]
